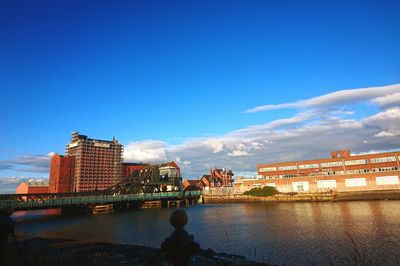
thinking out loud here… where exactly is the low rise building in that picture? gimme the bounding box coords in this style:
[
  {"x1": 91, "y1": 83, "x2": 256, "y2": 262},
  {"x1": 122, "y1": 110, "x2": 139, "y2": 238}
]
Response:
[
  {"x1": 16, "y1": 181, "x2": 49, "y2": 194},
  {"x1": 242, "y1": 150, "x2": 400, "y2": 193}
]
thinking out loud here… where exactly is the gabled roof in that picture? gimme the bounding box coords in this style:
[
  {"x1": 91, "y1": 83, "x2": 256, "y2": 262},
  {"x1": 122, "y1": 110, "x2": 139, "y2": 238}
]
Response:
[
  {"x1": 201, "y1": 175, "x2": 211, "y2": 182},
  {"x1": 184, "y1": 179, "x2": 199, "y2": 186}
]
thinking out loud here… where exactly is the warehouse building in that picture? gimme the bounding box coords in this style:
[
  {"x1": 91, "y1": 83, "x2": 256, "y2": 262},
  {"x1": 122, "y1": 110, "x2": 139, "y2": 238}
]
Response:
[{"x1": 236, "y1": 150, "x2": 400, "y2": 193}]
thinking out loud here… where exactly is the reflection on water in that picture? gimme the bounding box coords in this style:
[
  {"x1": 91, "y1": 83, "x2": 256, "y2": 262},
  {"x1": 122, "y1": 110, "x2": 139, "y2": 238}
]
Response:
[{"x1": 15, "y1": 201, "x2": 400, "y2": 266}]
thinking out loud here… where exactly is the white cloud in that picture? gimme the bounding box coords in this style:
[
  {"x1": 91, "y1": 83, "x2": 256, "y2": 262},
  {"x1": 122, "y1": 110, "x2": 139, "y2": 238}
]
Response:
[
  {"x1": 245, "y1": 83, "x2": 400, "y2": 113},
  {"x1": 228, "y1": 150, "x2": 251, "y2": 157},
  {"x1": 371, "y1": 92, "x2": 400, "y2": 108},
  {"x1": 124, "y1": 140, "x2": 168, "y2": 162}
]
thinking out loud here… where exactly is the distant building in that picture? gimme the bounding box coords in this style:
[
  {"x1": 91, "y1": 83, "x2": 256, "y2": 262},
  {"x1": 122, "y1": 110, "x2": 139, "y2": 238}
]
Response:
[
  {"x1": 49, "y1": 154, "x2": 75, "y2": 193},
  {"x1": 183, "y1": 179, "x2": 201, "y2": 190},
  {"x1": 199, "y1": 168, "x2": 234, "y2": 188},
  {"x1": 199, "y1": 175, "x2": 211, "y2": 188},
  {"x1": 242, "y1": 149, "x2": 400, "y2": 193},
  {"x1": 122, "y1": 162, "x2": 150, "y2": 178},
  {"x1": 210, "y1": 168, "x2": 234, "y2": 187},
  {"x1": 16, "y1": 181, "x2": 49, "y2": 194},
  {"x1": 65, "y1": 132, "x2": 123, "y2": 192}
]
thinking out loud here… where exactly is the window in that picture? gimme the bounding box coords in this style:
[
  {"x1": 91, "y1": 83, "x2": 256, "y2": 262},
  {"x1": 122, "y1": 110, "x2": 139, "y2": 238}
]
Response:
[
  {"x1": 317, "y1": 180, "x2": 337, "y2": 189},
  {"x1": 259, "y1": 167, "x2": 277, "y2": 172},
  {"x1": 376, "y1": 176, "x2": 399, "y2": 185},
  {"x1": 278, "y1": 165, "x2": 297, "y2": 171},
  {"x1": 370, "y1": 157, "x2": 396, "y2": 163},
  {"x1": 298, "y1": 163, "x2": 319, "y2": 169},
  {"x1": 344, "y1": 159, "x2": 368, "y2": 165},
  {"x1": 345, "y1": 178, "x2": 367, "y2": 187},
  {"x1": 321, "y1": 161, "x2": 343, "y2": 167},
  {"x1": 292, "y1": 181, "x2": 309, "y2": 192}
]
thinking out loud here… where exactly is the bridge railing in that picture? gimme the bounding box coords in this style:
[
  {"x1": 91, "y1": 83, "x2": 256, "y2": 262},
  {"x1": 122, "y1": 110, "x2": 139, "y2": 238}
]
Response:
[{"x1": 0, "y1": 190, "x2": 202, "y2": 210}]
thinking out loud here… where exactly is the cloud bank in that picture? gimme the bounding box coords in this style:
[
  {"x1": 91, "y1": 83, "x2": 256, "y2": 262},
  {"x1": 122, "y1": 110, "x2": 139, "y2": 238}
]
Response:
[
  {"x1": 1, "y1": 83, "x2": 399, "y2": 183},
  {"x1": 123, "y1": 83, "x2": 400, "y2": 177}
]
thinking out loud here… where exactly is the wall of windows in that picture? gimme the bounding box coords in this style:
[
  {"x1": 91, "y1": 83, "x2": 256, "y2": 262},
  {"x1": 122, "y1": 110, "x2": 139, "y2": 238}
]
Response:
[
  {"x1": 321, "y1": 161, "x2": 343, "y2": 167},
  {"x1": 278, "y1": 165, "x2": 297, "y2": 171},
  {"x1": 344, "y1": 159, "x2": 369, "y2": 165},
  {"x1": 298, "y1": 163, "x2": 319, "y2": 169},
  {"x1": 370, "y1": 157, "x2": 397, "y2": 163},
  {"x1": 259, "y1": 167, "x2": 277, "y2": 172}
]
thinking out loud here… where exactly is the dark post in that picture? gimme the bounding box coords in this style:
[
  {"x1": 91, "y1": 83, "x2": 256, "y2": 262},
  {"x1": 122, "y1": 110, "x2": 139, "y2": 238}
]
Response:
[
  {"x1": 0, "y1": 206, "x2": 15, "y2": 264},
  {"x1": 161, "y1": 210, "x2": 200, "y2": 266}
]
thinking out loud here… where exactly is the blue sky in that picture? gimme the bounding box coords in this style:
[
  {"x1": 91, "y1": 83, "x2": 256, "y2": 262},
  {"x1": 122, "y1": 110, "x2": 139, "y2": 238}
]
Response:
[{"x1": 1, "y1": 0, "x2": 400, "y2": 192}]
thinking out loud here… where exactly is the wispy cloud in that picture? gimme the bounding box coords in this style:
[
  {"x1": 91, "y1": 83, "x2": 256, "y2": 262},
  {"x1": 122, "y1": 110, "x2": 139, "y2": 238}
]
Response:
[
  {"x1": 0, "y1": 176, "x2": 46, "y2": 194},
  {"x1": 244, "y1": 83, "x2": 400, "y2": 113},
  {"x1": 0, "y1": 153, "x2": 54, "y2": 173}
]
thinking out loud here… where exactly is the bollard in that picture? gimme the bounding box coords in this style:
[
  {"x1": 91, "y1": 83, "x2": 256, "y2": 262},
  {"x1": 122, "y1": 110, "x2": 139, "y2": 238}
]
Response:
[{"x1": 161, "y1": 210, "x2": 200, "y2": 266}]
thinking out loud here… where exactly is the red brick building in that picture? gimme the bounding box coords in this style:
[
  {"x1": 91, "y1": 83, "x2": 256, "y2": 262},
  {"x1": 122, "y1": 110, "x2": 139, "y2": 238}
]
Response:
[
  {"x1": 49, "y1": 154, "x2": 75, "y2": 193},
  {"x1": 65, "y1": 132, "x2": 123, "y2": 192},
  {"x1": 16, "y1": 181, "x2": 49, "y2": 194},
  {"x1": 122, "y1": 162, "x2": 150, "y2": 178},
  {"x1": 236, "y1": 150, "x2": 400, "y2": 193},
  {"x1": 210, "y1": 168, "x2": 234, "y2": 187}
]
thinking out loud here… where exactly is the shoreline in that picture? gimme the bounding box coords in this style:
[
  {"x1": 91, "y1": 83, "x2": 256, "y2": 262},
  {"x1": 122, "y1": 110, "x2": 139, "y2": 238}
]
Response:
[
  {"x1": 203, "y1": 189, "x2": 400, "y2": 204},
  {"x1": 4, "y1": 237, "x2": 270, "y2": 266}
]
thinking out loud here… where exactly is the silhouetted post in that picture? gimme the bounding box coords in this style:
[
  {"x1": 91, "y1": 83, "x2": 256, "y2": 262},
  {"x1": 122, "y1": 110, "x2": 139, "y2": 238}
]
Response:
[
  {"x1": 161, "y1": 210, "x2": 200, "y2": 266},
  {"x1": 0, "y1": 207, "x2": 15, "y2": 264}
]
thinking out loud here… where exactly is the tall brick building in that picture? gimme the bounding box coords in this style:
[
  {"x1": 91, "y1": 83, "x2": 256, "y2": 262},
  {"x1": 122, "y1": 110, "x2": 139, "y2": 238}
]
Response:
[
  {"x1": 49, "y1": 154, "x2": 75, "y2": 193},
  {"x1": 65, "y1": 132, "x2": 123, "y2": 192},
  {"x1": 235, "y1": 150, "x2": 400, "y2": 193}
]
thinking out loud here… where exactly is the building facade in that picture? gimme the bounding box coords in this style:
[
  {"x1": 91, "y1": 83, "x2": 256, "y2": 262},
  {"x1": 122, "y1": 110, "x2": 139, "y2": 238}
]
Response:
[
  {"x1": 65, "y1": 132, "x2": 123, "y2": 192},
  {"x1": 49, "y1": 154, "x2": 75, "y2": 193},
  {"x1": 16, "y1": 181, "x2": 49, "y2": 194},
  {"x1": 122, "y1": 162, "x2": 150, "y2": 178},
  {"x1": 237, "y1": 150, "x2": 400, "y2": 193}
]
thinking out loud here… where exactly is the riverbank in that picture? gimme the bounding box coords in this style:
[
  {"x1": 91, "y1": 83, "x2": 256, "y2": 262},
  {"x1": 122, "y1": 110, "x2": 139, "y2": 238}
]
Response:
[
  {"x1": 203, "y1": 189, "x2": 400, "y2": 203},
  {"x1": 4, "y1": 237, "x2": 271, "y2": 266}
]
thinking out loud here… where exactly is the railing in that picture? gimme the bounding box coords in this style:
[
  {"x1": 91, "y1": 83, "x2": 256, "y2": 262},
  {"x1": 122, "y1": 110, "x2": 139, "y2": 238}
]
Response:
[{"x1": 0, "y1": 191, "x2": 202, "y2": 210}]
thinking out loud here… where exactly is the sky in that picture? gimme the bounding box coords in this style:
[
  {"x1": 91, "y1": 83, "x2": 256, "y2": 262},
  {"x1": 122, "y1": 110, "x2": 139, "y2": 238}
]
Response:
[{"x1": 1, "y1": 0, "x2": 400, "y2": 193}]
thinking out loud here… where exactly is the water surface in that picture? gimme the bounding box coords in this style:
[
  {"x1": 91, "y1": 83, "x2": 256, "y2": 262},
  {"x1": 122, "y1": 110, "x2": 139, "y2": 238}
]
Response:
[{"x1": 14, "y1": 201, "x2": 400, "y2": 265}]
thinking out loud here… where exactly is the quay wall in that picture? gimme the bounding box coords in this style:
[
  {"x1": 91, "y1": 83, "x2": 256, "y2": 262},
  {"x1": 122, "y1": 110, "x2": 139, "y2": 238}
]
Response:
[{"x1": 203, "y1": 189, "x2": 400, "y2": 203}]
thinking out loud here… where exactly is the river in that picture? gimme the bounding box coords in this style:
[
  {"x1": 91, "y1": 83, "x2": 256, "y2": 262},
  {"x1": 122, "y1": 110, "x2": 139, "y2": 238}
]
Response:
[{"x1": 13, "y1": 200, "x2": 400, "y2": 265}]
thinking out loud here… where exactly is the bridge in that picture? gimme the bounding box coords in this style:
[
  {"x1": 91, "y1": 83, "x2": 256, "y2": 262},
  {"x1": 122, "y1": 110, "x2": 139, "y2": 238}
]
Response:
[{"x1": 0, "y1": 190, "x2": 202, "y2": 212}]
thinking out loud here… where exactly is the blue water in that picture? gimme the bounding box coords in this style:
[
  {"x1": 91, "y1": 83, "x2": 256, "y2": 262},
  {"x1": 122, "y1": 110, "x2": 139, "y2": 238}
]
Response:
[{"x1": 14, "y1": 201, "x2": 400, "y2": 265}]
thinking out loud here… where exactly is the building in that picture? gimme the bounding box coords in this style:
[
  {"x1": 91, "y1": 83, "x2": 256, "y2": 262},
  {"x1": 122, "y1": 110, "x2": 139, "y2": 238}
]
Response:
[
  {"x1": 209, "y1": 168, "x2": 234, "y2": 187},
  {"x1": 183, "y1": 179, "x2": 201, "y2": 190},
  {"x1": 241, "y1": 150, "x2": 400, "y2": 193},
  {"x1": 16, "y1": 181, "x2": 49, "y2": 194},
  {"x1": 65, "y1": 132, "x2": 123, "y2": 192},
  {"x1": 122, "y1": 162, "x2": 150, "y2": 178},
  {"x1": 49, "y1": 154, "x2": 75, "y2": 193}
]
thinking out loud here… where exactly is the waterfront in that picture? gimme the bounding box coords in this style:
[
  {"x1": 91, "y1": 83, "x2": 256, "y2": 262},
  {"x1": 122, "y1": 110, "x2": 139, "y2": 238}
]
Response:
[{"x1": 14, "y1": 201, "x2": 400, "y2": 266}]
